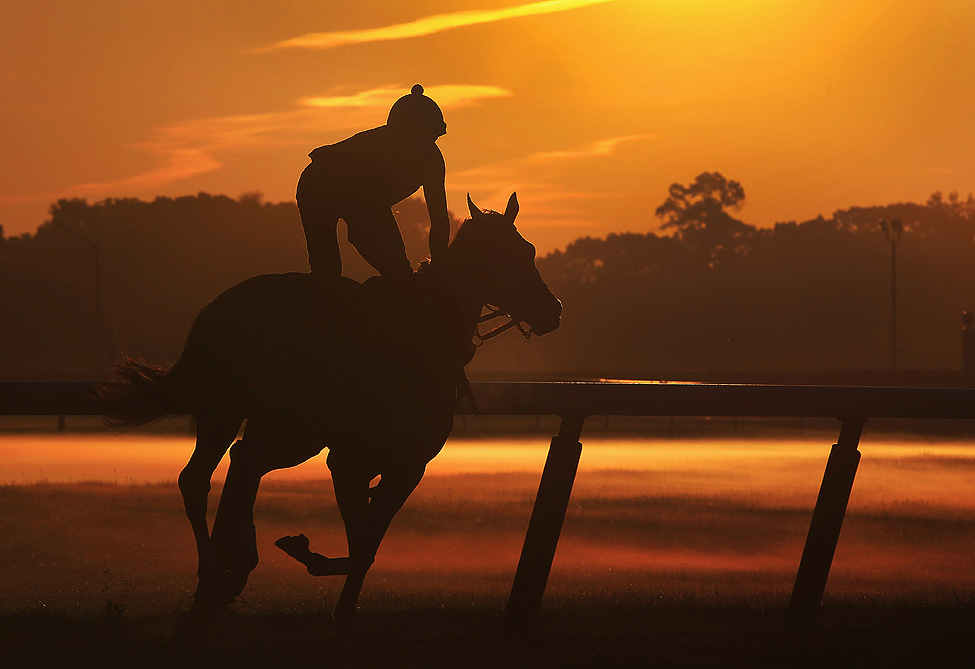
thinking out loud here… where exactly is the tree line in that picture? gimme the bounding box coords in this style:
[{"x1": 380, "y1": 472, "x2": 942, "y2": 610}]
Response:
[{"x1": 2, "y1": 175, "x2": 973, "y2": 378}]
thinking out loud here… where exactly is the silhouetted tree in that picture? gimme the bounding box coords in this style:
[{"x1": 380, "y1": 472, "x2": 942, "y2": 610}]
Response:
[
  {"x1": 654, "y1": 171, "x2": 754, "y2": 266},
  {"x1": 474, "y1": 183, "x2": 975, "y2": 377},
  {"x1": 0, "y1": 193, "x2": 462, "y2": 378},
  {"x1": 4, "y1": 184, "x2": 975, "y2": 379}
]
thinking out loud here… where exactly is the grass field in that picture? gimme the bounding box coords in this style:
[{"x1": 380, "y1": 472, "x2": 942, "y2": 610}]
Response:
[{"x1": 2, "y1": 421, "x2": 975, "y2": 666}]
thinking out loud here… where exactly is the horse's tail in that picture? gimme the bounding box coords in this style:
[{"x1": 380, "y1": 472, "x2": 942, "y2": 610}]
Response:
[{"x1": 95, "y1": 357, "x2": 188, "y2": 429}]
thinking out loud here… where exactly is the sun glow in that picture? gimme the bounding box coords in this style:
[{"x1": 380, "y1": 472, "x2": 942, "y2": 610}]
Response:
[
  {"x1": 3, "y1": 1, "x2": 975, "y2": 256},
  {"x1": 6, "y1": 430, "x2": 975, "y2": 515}
]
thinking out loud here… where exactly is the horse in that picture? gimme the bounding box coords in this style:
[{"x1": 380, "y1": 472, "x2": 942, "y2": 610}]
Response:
[{"x1": 97, "y1": 193, "x2": 561, "y2": 626}]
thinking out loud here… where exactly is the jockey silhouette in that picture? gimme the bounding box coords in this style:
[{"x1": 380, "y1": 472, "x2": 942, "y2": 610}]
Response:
[{"x1": 296, "y1": 84, "x2": 450, "y2": 278}]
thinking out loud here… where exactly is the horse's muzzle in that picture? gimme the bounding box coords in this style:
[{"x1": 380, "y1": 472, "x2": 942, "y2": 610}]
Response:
[{"x1": 529, "y1": 296, "x2": 562, "y2": 336}]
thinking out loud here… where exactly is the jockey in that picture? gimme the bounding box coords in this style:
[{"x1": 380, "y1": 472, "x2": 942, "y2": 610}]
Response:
[{"x1": 296, "y1": 84, "x2": 450, "y2": 278}]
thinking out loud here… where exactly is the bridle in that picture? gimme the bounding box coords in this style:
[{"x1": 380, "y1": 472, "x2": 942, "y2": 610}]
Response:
[
  {"x1": 472, "y1": 304, "x2": 532, "y2": 347},
  {"x1": 463, "y1": 304, "x2": 532, "y2": 414}
]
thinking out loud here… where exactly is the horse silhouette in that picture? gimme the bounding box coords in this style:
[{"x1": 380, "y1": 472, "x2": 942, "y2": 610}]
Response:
[{"x1": 97, "y1": 193, "x2": 561, "y2": 626}]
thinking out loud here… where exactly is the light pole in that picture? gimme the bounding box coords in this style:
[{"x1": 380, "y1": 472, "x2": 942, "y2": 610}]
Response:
[
  {"x1": 962, "y1": 311, "x2": 975, "y2": 377},
  {"x1": 51, "y1": 219, "x2": 103, "y2": 376},
  {"x1": 879, "y1": 218, "x2": 902, "y2": 370}
]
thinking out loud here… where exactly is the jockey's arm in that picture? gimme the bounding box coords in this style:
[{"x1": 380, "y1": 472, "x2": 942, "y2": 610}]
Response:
[{"x1": 423, "y1": 152, "x2": 449, "y2": 264}]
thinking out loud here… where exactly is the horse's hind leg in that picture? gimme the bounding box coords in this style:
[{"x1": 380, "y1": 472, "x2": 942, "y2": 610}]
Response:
[
  {"x1": 193, "y1": 438, "x2": 265, "y2": 613},
  {"x1": 178, "y1": 413, "x2": 241, "y2": 585},
  {"x1": 199, "y1": 418, "x2": 324, "y2": 612}
]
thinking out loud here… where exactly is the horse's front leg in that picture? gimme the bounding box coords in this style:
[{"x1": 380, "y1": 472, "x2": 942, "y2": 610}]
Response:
[{"x1": 332, "y1": 466, "x2": 425, "y2": 624}]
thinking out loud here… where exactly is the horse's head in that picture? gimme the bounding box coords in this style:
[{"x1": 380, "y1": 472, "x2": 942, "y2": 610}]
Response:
[{"x1": 445, "y1": 193, "x2": 562, "y2": 337}]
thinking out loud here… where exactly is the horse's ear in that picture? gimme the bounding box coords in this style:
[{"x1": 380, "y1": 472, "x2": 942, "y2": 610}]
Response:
[
  {"x1": 467, "y1": 193, "x2": 481, "y2": 220},
  {"x1": 503, "y1": 192, "x2": 519, "y2": 225}
]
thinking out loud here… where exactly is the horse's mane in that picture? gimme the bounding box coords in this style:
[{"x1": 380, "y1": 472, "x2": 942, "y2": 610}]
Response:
[
  {"x1": 417, "y1": 210, "x2": 504, "y2": 276},
  {"x1": 450, "y1": 209, "x2": 507, "y2": 244}
]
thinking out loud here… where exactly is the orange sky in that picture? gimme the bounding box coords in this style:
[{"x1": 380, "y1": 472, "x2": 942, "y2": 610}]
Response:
[{"x1": 2, "y1": 0, "x2": 974, "y2": 253}]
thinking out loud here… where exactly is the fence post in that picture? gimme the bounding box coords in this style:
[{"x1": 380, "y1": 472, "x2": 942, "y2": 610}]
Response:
[
  {"x1": 788, "y1": 416, "x2": 866, "y2": 625},
  {"x1": 504, "y1": 414, "x2": 586, "y2": 635}
]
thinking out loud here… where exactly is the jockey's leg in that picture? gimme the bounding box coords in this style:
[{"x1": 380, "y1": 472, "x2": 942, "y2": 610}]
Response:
[
  {"x1": 296, "y1": 163, "x2": 342, "y2": 276},
  {"x1": 345, "y1": 207, "x2": 413, "y2": 278}
]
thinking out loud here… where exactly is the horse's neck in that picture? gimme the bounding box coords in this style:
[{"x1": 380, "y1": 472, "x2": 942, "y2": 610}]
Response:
[
  {"x1": 364, "y1": 273, "x2": 479, "y2": 353},
  {"x1": 419, "y1": 264, "x2": 484, "y2": 332}
]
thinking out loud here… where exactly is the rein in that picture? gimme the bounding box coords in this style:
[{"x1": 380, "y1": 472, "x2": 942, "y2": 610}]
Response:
[
  {"x1": 463, "y1": 305, "x2": 532, "y2": 416},
  {"x1": 413, "y1": 267, "x2": 530, "y2": 347},
  {"x1": 473, "y1": 305, "x2": 532, "y2": 347}
]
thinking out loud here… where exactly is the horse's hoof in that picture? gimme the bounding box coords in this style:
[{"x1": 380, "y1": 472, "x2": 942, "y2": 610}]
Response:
[
  {"x1": 171, "y1": 610, "x2": 217, "y2": 646},
  {"x1": 306, "y1": 556, "x2": 351, "y2": 577},
  {"x1": 276, "y1": 534, "x2": 350, "y2": 576},
  {"x1": 332, "y1": 605, "x2": 356, "y2": 630},
  {"x1": 275, "y1": 534, "x2": 310, "y2": 553}
]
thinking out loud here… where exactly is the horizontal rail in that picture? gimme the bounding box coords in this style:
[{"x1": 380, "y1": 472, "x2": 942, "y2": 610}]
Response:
[
  {"x1": 466, "y1": 382, "x2": 975, "y2": 419},
  {"x1": 4, "y1": 380, "x2": 975, "y2": 420},
  {"x1": 0, "y1": 381, "x2": 102, "y2": 416}
]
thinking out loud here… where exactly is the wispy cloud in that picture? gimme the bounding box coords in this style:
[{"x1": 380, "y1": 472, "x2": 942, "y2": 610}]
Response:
[
  {"x1": 72, "y1": 150, "x2": 223, "y2": 195},
  {"x1": 301, "y1": 84, "x2": 511, "y2": 109},
  {"x1": 525, "y1": 135, "x2": 655, "y2": 163},
  {"x1": 254, "y1": 0, "x2": 619, "y2": 52},
  {"x1": 455, "y1": 133, "x2": 656, "y2": 188},
  {"x1": 450, "y1": 134, "x2": 657, "y2": 224},
  {"x1": 63, "y1": 83, "x2": 510, "y2": 197}
]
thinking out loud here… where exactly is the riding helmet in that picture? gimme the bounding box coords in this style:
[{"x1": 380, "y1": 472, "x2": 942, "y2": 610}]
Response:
[{"x1": 387, "y1": 84, "x2": 447, "y2": 137}]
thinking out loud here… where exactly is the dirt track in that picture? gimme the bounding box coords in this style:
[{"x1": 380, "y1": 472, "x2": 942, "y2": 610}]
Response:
[
  {"x1": 4, "y1": 447, "x2": 975, "y2": 667},
  {"x1": 4, "y1": 601, "x2": 974, "y2": 668}
]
